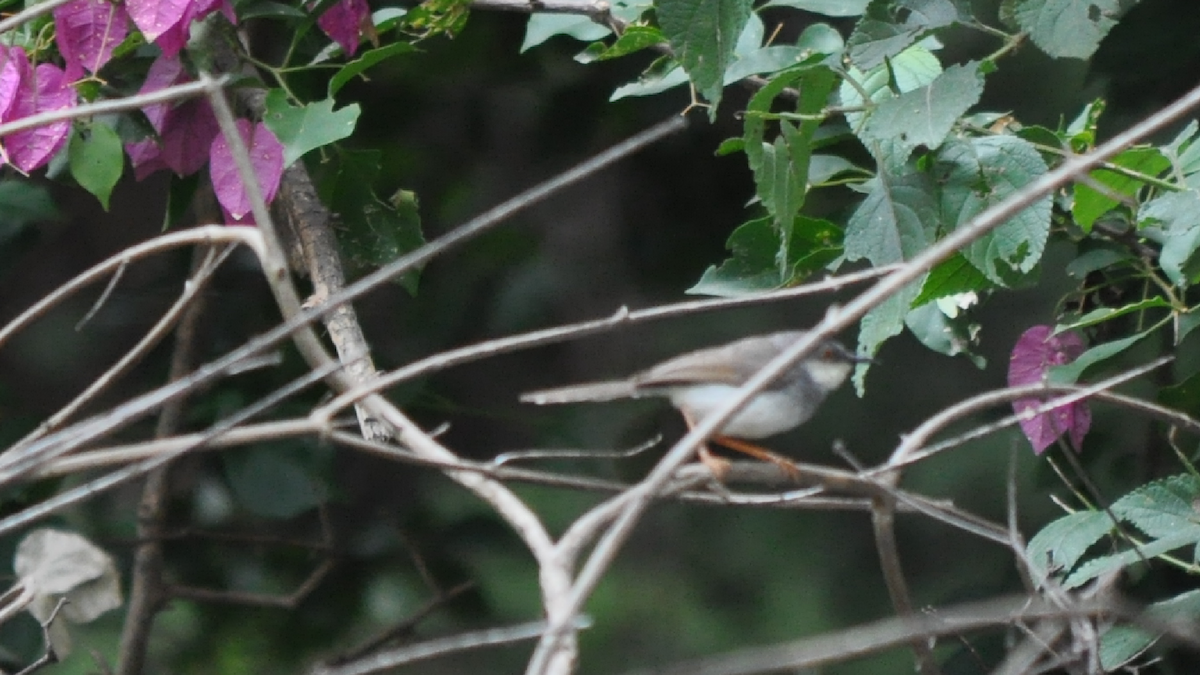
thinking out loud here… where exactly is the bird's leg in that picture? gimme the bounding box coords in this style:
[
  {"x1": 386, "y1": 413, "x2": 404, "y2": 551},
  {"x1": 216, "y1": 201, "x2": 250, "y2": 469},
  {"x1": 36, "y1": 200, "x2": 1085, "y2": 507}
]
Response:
[
  {"x1": 712, "y1": 435, "x2": 803, "y2": 482},
  {"x1": 681, "y1": 410, "x2": 731, "y2": 481}
]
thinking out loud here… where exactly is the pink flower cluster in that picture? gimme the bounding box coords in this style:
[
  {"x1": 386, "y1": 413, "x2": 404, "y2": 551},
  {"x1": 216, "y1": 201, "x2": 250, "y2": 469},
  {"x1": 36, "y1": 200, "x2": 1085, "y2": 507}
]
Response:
[
  {"x1": 0, "y1": 0, "x2": 367, "y2": 221},
  {"x1": 125, "y1": 55, "x2": 283, "y2": 223},
  {"x1": 0, "y1": 47, "x2": 76, "y2": 172}
]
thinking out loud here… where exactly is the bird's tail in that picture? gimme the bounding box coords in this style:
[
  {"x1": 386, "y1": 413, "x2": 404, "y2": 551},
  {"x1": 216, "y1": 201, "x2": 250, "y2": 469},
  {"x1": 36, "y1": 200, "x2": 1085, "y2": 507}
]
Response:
[{"x1": 519, "y1": 380, "x2": 639, "y2": 405}]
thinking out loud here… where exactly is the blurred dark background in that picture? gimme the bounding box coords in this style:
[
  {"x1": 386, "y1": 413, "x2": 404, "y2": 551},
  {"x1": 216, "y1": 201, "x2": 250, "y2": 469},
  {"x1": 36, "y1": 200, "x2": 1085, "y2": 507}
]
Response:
[{"x1": 1, "y1": 0, "x2": 1198, "y2": 672}]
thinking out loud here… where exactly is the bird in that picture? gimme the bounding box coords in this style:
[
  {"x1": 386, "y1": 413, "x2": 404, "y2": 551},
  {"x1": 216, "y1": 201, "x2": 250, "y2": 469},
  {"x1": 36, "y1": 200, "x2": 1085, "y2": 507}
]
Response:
[{"x1": 520, "y1": 331, "x2": 866, "y2": 479}]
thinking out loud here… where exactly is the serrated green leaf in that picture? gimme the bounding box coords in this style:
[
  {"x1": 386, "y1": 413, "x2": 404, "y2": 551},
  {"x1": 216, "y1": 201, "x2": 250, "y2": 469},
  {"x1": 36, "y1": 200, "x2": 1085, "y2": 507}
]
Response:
[
  {"x1": 688, "y1": 215, "x2": 842, "y2": 296},
  {"x1": 846, "y1": 168, "x2": 938, "y2": 389},
  {"x1": 263, "y1": 90, "x2": 361, "y2": 166},
  {"x1": 68, "y1": 123, "x2": 123, "y2": 210},
  {"x1": 761, "y1": 0, "x2": 869, "y2": 14},
  {"x1": 1139, "y1": 191, "x2": 1200, "y2": 288},
  {"x1": 1026, "y1": 510, "x2": 1113, "y2": 582},
  {"x1": 911, "y1": 253, "x2": 990, "y2": 307},
  {"x1": 934, "y1": 135, "x2": 1051, "y2": 285},
  {"x1": 1054, "y1": 298, "x2": 1171, "y2": 334},
  {"x1": 846, "y1": 0, "x2": 959, "y2": 70},
  {"x1": 328, "y1": 42, "x2": 417, "y2": 96},
  {"x1": 1006, "y1": 0, "x2": 1127, "y2": 60},
  {"x1": 846, "y1": 170, "x2": 938, "y2": 266},
  {"x1": 859, "y1": 61, "x2": 984, "y2": 170},
  {"x1": 1065, "y1": 532, "x2": 1197, "y2": 589},
  {"x1": 689, "y1": 216, "x2": 784, "y2": 296},
  {"x1": 1162, "y1": 120, "x2": 1200, "y2": 183},
  {"x1": 1047, "y1": 329, "x2": 1152, "y2": 385},
  {"x1": 1112, "y1": 474, "x2": 1200, "y2": 539},
  {"x1": 741, "y1": 65, "x2": 836, "y2": 275},
  {"x1": 839, "y1": 44, "x2": 942, "y2": 132},
  {"x1": 656, "y1": 0, "x2": 752, "y2": 114},
  {"x1": 1073, "y1": 147, "x2": 1170, "y2": 231}
]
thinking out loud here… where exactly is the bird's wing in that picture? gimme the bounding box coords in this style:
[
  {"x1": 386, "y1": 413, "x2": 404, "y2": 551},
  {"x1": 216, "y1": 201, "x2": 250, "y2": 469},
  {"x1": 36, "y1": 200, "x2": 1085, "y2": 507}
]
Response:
[
  {"x1": 520, "y1": 379, "x2": 640, "y2": 404},
  {"x1": 634, "y1": 343, "x2": 745, "y2": 387}
]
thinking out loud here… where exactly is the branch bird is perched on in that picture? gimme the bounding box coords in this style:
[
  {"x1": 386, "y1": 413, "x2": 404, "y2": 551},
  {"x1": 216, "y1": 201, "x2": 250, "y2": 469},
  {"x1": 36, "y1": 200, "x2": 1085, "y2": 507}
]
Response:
[{"x1": 520, "y1": 331, "x2": 868, "y2": 478}]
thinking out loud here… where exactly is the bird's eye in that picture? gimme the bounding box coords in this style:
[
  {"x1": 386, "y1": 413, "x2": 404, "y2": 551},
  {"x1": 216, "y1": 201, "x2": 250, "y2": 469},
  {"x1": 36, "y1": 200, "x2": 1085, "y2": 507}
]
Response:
[{"x1": 821, "y1": 347, "x2": 835, "y2": 360}]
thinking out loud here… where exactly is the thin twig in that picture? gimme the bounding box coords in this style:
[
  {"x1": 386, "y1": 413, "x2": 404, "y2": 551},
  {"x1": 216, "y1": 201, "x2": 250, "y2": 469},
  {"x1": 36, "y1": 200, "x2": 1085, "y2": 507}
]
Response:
[
  {"x1": 312, "y1": 617, "x2": 592, "y2": 675},
  {"x1": 315, "y1": 265, "x2": 894, "y2": 421}
]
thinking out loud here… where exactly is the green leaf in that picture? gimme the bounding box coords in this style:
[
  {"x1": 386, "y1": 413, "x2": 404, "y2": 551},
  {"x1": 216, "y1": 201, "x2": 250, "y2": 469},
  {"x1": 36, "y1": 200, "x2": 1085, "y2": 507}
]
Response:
[
  {"x1": 911, "y1": 253, "x2": 990, "y2": 307},
  {"x1": 656, "y1": 0, "x2": 752, "y2": 114},
  {"x1": 1159, "y1": 370, "x2": 1200, "y2": 419},
  {"x1": 68, "y1": 123, "x2": 124, "y2": 210},
  {"x1": 328, "y1": 42, "x2": 418, "y2": 96},
  {"x1": 904, "y1": 301, "x2": 985, "y2": 366},
  {"x1": 1025, "y1": 510, "x2": 1113, "y2": 582},
  {"x1": 839, "y1": 44, "x2": 942, "y2": 132},
  {"x1": 580, "y1": 25, "x2": 665, "y2": 62},
  {"x1": 1054, "y1": 298, "x2": 1171, "y2": 334},
  {"x1": 521, "y1": 13, "x2": 611, "y2": 52},
  {"x1": 1178, "y1": 309, "x2": 1200, "y2": 344},
  {"x1": 611, "y1": 56, "x2": 689, "y2": 100},
  {"x1": 402, "y1": 0, "x2": 471, "y2": 39},
  {"x1": 1065, "y1": 531, "x2": 1197, "y2": 589},
  {"x1": 846, "y1": 168, "x2": 938, "y2": 388},
  {"x1": 846, "y1": 0, "x2": 959, "y2": 70},
  {"x1": 846, "y1": 170, "x2": 938, "y2": 266},
  {"x1": 263, "y1": 90, "x2": 361, "y2": 166},
  {"x1": 688, "y1": 215, "x2": 843, "y2": 296},
  {"x1": 1055, "y1": 476, "x2": 1200, "y2": 588},
  {"x1": 1162, "y1": 120, "x2": 1200, "y2": 183},
  {"x1": 1101, "y1": 591, "x2": 1200, "y2": 671},
  {"x1": 808, "y1": 154, "x2": 861, "y2": 185},
  {"x1": 320, "y1": 149, "x2": 426, "y2": 294},
  {"x1": 1072, "y1": 147, "x2": 1170, "y2": 231},
  {"x1": 859, "y1": 61, "x2": 984, "y2": 170},
  {"x1": 762, "y1": 0, "x2": 870, "y2": 15},
  {"x1": 1047, "y1": 329, "x2": 1152, "y2": 385},
  {"x1": 723, "y1": 46, "x2": 814, "y2": 82},
  {"x1": 1139, "y1": 191, "x2": 1200, "y2": 288},
  {"x1": 1112, "y1": 474, "x2": 1200, "y2": 539},
  {"x1": 786, "y1": 216, "x2": 844, "y2": 279},
  {"x1": 1004, "y1": 0, "x2": 1127, "y2": 60},
  {"x1": 934, "y1": 135, "x2": 1051, "y2": 285},
  {"x1": 1064, "y1": 245, "x2": 1133, "y2": 279},
  {"x1": 740, "y1": 65, "x2": 837, "y2": 280},
  {"x1": 689, "y1": 216, "x2": 786, "y2": 296}
]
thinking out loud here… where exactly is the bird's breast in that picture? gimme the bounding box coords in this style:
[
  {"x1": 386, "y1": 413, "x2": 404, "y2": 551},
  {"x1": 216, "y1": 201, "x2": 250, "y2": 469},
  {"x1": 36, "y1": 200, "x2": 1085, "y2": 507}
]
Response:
[{"x1": 668, "y1": 385, "x2": 809, "y2": 439}]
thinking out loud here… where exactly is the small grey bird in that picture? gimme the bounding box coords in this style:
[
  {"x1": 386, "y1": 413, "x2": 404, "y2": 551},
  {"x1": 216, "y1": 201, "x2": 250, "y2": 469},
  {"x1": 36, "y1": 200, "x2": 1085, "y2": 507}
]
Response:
[{"x1": 521, "y1": 331, "x2": 866, "y2": 476}]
